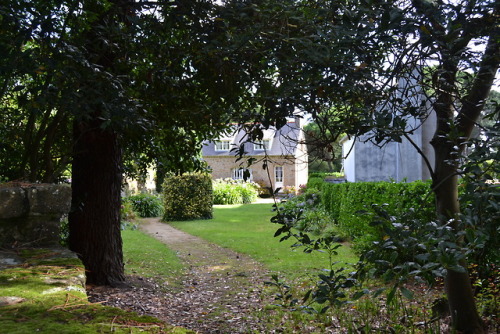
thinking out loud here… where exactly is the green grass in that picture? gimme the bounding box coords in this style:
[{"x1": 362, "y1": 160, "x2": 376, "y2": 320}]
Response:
[
  {"x1": 169, "y1": 203, "x2": 358, "y2": 279},
  {"x1": 122, "y1": 229, "x2": 184, "y2": 287},
  {"x1": 0, "y1": 249, "x2": 192, "y2": 334}
]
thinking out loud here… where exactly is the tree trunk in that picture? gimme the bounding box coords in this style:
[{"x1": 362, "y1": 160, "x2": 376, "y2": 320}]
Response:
[
  {"x1": 432, "y1": 138, "x2": 484, "y2": 333},
  {"x1": 68, "y1": 118, "x2": 125, "y2": 286}
]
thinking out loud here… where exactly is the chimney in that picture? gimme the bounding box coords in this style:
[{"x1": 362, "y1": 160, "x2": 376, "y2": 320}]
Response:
[{"x1": 294, "y1": 116, "x2": 303, "y2": 128}]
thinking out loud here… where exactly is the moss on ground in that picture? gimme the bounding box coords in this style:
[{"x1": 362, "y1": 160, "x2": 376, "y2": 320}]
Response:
[{"x1": 0, "y1": 249, "x2": 194, "y2": 334}]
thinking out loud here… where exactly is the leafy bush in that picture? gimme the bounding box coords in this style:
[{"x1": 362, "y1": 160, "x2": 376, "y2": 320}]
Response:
[
  {"x1": 163, "y1": 173, "x2": 212, "y2": 221},
  {"x1": 277, "y1": 188, "x2": 337, "y2": 238},
  {"x1": 307, "y1": 176, "x2": 325, "y2": 190},
  {"x1": 125, "y1": 193, "x2": 163, "y2": 218},
  {"x1": 212, "y1": 178, "x2": 259, "y2": 204},
  {"x1": 121, "y1": 198, "x2": 138, "y2": 221}
]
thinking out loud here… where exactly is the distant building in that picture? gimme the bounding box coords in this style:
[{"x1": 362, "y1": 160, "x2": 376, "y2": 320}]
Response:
[{"x1": 202, "y1": 120, "x2": 308, "y2": 192}]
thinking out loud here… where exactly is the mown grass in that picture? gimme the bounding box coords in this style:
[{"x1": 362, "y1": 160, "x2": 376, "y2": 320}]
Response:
[
  {"x1": 167, "y1": 203, "x2": 459, "y2": 333},
  {"x1": 122, "y1": 229, "x2": 184, "y2": 288},
  {"x1": 169, "y1": 203, "x2": 358, "y2": 279}
]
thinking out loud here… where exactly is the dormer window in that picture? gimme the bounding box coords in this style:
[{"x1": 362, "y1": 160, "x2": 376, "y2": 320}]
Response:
[
  {"x1": 253, "y1": 139, "x2": 271, "y2": 151},
  {"x1": 215, "y1": 140, "x2": 231, "y2": 151}
]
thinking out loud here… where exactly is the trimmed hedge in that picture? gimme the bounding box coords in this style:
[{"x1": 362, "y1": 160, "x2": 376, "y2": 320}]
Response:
[
  {"x1": 321, "y1": 180, "x2": 435, "y2": 248},
  {"x1": 162, "y1": 173, "x2": 213, "y2": 221}
]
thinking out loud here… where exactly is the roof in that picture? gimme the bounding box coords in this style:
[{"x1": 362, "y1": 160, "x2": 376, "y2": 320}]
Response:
[{"x1": 202, "y1": 122, "x2": 302, "y2": 157}]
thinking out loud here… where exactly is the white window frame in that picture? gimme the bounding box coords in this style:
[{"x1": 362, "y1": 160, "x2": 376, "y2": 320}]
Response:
[
  {"x1": 232, "y1": 168, "x2": 253, "y2": 181},
  {"x1": 253, "y1": 139, "x2": 271, "y2": 151},
  {"x1": 215, "y1": 140, "x2": 231, "y2": 151},
  {"x1": 275, "y1": 166, "x2": 284, "y2": 183}
]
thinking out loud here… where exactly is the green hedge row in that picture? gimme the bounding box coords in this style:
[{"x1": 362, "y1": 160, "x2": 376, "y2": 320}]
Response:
[
  {"x1": 321, "y1": 180, "x2": 435, "y2": 247},
  {"x1": 162, "y1": 173, "x2": 213, "y2": 221}
]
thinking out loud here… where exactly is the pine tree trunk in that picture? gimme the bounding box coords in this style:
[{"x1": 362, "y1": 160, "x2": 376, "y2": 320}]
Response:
[{"x1": 69, "y1": 118, "x2": 125, "y2": 286}]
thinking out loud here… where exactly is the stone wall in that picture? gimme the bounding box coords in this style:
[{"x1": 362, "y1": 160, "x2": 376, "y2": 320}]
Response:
[{"x1": 0, "y1": 184, "x2": 71, "y2": 248}]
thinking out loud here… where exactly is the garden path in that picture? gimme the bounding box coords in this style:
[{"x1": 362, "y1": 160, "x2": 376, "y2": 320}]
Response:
[{"x1": 88, "y1": 218, "x2": 271, "y2": 333}]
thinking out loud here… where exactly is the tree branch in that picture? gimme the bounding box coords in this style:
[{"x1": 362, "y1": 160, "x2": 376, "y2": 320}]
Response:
[{"x1": 456, "y1": 30, "x2": 499, "y2": 141}]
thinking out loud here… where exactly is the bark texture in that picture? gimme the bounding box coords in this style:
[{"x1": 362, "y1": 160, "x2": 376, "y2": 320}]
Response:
[{"x1": 69, "y1": 119, "x2": 125, "y2": 286}]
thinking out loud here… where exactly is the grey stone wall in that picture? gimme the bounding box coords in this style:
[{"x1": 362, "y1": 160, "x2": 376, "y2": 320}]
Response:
[{"x1": 0, "y1": 184, "x2": 71, "y2": 248}]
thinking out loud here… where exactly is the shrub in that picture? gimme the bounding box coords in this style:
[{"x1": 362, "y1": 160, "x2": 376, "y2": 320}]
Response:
[
  {"x1": 125, "y1": 193, "x2": 163, "y2": 218},
  {"x1": 307, "y1": 176, "x2": 325, "y2": 190},
  {"x1": 163, "y1": 173, "x2": 212, "y2": 221},
  {"x1": 277, "y1": 188, "x2": 337, "y2": 238},
  {"x1": 212, "y1": 178, "x2": 259, "y2": 204}
]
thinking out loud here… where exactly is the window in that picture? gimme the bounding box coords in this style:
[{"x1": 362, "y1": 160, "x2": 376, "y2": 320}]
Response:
[
  {"x1": 253, "y1": 139, "x2": 271, "y2": 150},
  {"x1": 232, "y1": 168, "x2": 252, "y2": 181},
  {"x1": 275, "y1": 166, "x2": 283, "y2": 183},
  {"x1": 215, "y1": 140, "x2": 231, "y2": 151}
]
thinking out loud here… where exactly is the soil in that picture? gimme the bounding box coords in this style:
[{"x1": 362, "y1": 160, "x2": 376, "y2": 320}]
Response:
[{"x1": 87, "y1": 218, "x2": 272, "y2": 333}]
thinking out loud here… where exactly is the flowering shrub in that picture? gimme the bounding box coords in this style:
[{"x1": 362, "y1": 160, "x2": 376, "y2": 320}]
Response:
[
  {"x1": 121, "y1": 199, "x2": 137, "y2": 221},
  {"x1": 213, "y1": 178, "x2": 259, "y2": 204},
  {"x1": 282, "y1": 185, "x2": 297, "y2": 195}
]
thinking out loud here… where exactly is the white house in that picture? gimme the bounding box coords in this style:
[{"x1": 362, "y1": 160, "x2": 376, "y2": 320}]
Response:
[{"x1": 341, "y1": 72, "x2": 436, "y2": 182}]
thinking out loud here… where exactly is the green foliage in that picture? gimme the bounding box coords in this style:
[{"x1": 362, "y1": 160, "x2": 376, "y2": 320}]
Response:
[
  {"x1": 309, "y1": 172, "x2": 344, "y2": 179},
  {"x1": 277, "y1": 189, "x2": 337, "y2": 238},
  {"x1": 124, "y1": 193, "x2": 163, "y2": 218},
  {"x1": 121, "y1": 198, "x2": 138, "y2": 221},
  {"x1": 459, "y1": 124, "x2": 500, "y2": 284},
  {"x1": 320, "y1": 181, "x2": 435, "y2": 251},
  {"x1": 162, "y1": 173, "x2": 212, "y2": 221},
  {"x1": 212, "y1": 178, "x2": 259, "y2": 205},
  {"x1": 306, "y1": 177, "x2": 325, "y2": 190}
]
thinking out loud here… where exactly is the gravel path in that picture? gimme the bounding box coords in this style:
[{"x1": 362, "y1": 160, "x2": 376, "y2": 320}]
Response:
[{"x1": 88, "y1": 218, "x2": 271, "y2": 333}]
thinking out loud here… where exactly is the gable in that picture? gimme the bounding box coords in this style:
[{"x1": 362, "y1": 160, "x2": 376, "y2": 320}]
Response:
[{"x1": 202, "y1": 122, "x2": 302, "y2": 157}]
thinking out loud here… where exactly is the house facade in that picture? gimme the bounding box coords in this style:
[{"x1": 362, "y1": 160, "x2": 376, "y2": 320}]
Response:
[{"x1": 202, "y1": 120, "x2": 308, "y2": 192}]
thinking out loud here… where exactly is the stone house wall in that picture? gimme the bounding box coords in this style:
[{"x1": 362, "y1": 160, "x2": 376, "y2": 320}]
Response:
[{"x1": 205, "y1": 155, "x2": 307, "y2": 191}]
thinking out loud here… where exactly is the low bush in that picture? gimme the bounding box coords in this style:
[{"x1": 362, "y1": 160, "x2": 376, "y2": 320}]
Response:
[
  {"x1": 125, "y1": 193, "x2": 163, "y2": 218},
  {"x1": 277, "y1": 188, "x2": 338, "y2": 238},
  {"x1": 212, "y1": 178, "x2": 259, "y2": 204},
  {"x1": 163, "y1": 172, "x2": 212, "y2": 221},
  {"x1": 307, "y1": 176, "x2": 325, "y2": 190}
]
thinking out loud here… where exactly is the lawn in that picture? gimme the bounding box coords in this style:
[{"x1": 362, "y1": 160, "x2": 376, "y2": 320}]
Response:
[
  {"x1": 122, "y1": 229, "x2": 184, "y2": 288},
  {"x1": 169, "y1": 202, "x2": 358, "y2": 278}
]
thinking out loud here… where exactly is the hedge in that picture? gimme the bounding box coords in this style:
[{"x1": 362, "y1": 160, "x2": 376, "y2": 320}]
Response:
[
  {"x1": 321, "y1": 180, "x2": 435, "y2": 247},
  {"x1": 306, "y1": 176, "x2": 325, "y2": 190},
  {"x1": 162, "y1": 173, "x2": 213, "y2": 221}
]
